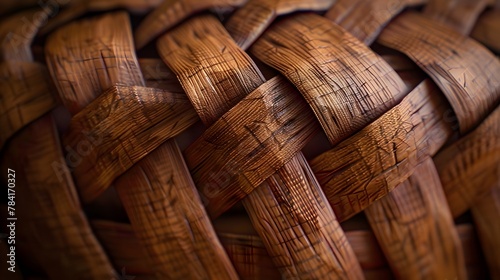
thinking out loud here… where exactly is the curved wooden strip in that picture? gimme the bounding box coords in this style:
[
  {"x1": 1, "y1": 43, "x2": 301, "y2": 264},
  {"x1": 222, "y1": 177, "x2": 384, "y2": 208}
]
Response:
[
  {"x1": 1, "y1": 115, "x2": 116, "y2": 279},
  {"x1": 225, "y1": 0, "x2": 334, "y2": 50},
  {"x1": 184, "y1": 76, "x2": 320, "y2": 217},
  {"x1": 423, "y1": 0, "x2": 490, "y2": 35},
  {"x1": 157, "y1": 14, "x2": 266, "y2": 125},
  {"x1": 115, "y1": 140, "x2": 238, "y2": 279},
  {"x1": 243, "y1": 153, "x2": 363, "y2": 279},
  {"x1": 365, "y1": 158, "x2": 466, "y2": 279},
  {"x1": 45, "y1": 11, "x2": 145, "y2": 115},
  {"x1": 471, "y1": 9, "x2": 500, "y2": 53},
  {"x1": 134, "y1": 0, "x2": 246, "y2": 49},
  {"x1": 251, "y1": 13, "x2": 407, "y2": 146},
  {"x1": 0, "y1": 61, "x2": 56, "y2": 150},
  {"x1": 471, "y1": 183, "x2": 500, "y2": 279},
  {"x1": 64, "y1": 85, "x2": 198, "y2": 203},
  {"x1": 325, "y1": 0, "x2": 425, "y2": 45},
  {"x1": 0, "y1": 9, "x2": 46, "y2": 62},
  {"x1": 434, "y1": 104, "x2": 500, "y2": 217},
  {"x1": 378, "y1": 11, "x2": 500, "y2": 133},
  {"x1": 310, "y1": 80, "x2": 454, "y2": 221},
  {"x1": 40, "y1": 0, "x2": 163, "y2": 35}
]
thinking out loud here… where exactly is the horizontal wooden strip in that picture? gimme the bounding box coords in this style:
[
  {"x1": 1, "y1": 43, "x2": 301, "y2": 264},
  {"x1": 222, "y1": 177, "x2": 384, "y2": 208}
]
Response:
[
  {"x1": 2, "y1": 115, "x2": 116, "y2": 279},
  {"x1": 157, "y1": 14, "x2": 265, "y2": 126},
  {"x1": 64, "y1": 85, "x2": 198, "y2": 203},
  {"x1": 45, "y1": 11, "x2": 145, "y2": 115},
  {"x1": 225, "y1": 0, "x2": 334, "y2": 49},
  {"x1": 115, "y1": 140, "x2": 238, "y2": 279},
  {"x1": 365, "y1": 158, "x2": 466, "y2": 279},
  {"x1": 310, "y1": 80, "x2": 453, "y2": 221},
  {"x1": 184, "y1": 76, "x2": 320, "y2": 218},
  {"x1": 243, "y1": 153, "x2": 363, "y2": 279},
  {"x1": 134, "y1": 0, "x2": 246, "y2": 49},
  {"x1": 325, "y1": 0, "x2": 425, "y2": 45},
  {"x1": 0, "y1": 61, "x2": 56, "y2": 150},
  {"x1": 251, "y1": 13, "x2": 407, "y2": 146},
  {"x1": 434, "y1": 104, "x2": 500, "y2": 217},
  {"x1": 378, "y1": 11, "x2": 500, "y2": 133}
]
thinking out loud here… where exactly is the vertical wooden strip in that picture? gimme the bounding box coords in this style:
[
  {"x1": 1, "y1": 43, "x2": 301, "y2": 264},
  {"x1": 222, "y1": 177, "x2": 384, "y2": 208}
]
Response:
[{"x1": 365, "y1": 158, "x2": 466, "y2": 280}]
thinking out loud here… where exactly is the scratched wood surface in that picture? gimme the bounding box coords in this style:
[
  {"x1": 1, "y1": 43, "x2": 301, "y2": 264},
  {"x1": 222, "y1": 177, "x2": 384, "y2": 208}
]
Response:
[{"x1": 1, "y1": 0, "x2": 499, "y2": 279}]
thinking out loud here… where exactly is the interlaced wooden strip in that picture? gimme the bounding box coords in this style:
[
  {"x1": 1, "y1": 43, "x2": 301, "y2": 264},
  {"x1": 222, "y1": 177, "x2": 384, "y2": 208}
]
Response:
[
  {"x1": 64, "y1": 85, "x2": 198, "y2": 202},
  {"x1": 115, "y1": 140, "x2": 238, "y2": 279},
  {"x1": 365, "y1": 157, "x2": 466, "y2": 279},
  {"x1": 377, "y1": 11, "x2": 500, "y2": 133},
  {"x1": 45, "y1": 11, "x2": 145, "y2": 115},
  {"x1": 251, "y1": 13, "x2": 407, "y2": 146},
  {"x1": 423, "y1": 0, "x2": 491, "y2": 35},
  {"x1": 324, "y1": 0, "x2": 425, "y2": 45},
  {"x1": 0, "y1": 9, "x2": 45, "y2": 62},
  {"x1": 134, "y1": 0, "x2": 246, "y2": 49},
  {"x1": 243, "y1": 153, "x2": 363, "y2": 279},
  {"x1": 138, "y1": 58, "x2": 184, "y2": 92},
  {"x1": 2, "y1": 115, "x2": 116, "y2": 279},
  {"x1": 311, "y1": 80, "x2": 453, "y2": 221},
  {"x1": 183, "y1": 75, "x2": 319, "y2": 217},
  {"x1": 471, "y1": 8, "x2": 500, "y2": 53},
  {"x1": 434, "y1": 104, "x2": 499, "y2": 217},
  {"x1": 0, "y1": 61, "x2": 56, "y2": 150},
  {"x1": 225, "y1": 0, "x2": 334, "y2": 50},
  {"x1": 471, "y1": 183, "x2": 500, "y2": 279},
  {"x1": 46, "y1": 12, "x2": 239, "y2": 278}
]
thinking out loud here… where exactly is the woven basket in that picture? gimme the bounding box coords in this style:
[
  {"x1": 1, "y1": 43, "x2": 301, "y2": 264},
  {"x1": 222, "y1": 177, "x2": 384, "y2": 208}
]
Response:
[{"x1": 1, "y1": 0, "x2": 499, "y2": 279}]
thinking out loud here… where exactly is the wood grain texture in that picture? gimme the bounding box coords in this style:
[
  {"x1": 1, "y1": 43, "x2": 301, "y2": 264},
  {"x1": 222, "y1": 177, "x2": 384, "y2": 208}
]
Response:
[
  {"x1": 2, "y1": 115, "x2": 116, "y2": 279},
  {"x1": 251, "y1": 13, "x2": 407, "y2": 146},
  {"x1": 45, "y1": 11, "x2": 145, "y2": 115},
  {"x1": 365, "y1": 158, "x2": 466, "y2": 280},
  {"x1": 157, "y1": 14, "x2": 265, "y2": 125},
  {"x1": 378, "y1": 11, "x2": 500, "y2": 133},
  {"x1": 434, "y1": 104, "x2": 499, "y2": 217},
  {"x1": 471, "y1": 183, "x2": 500, "y2": 279},
  {"x1": 134, "y1": 0, "x2": 246, "y2": 49},
  {"x1": 184, "y1": 76, "x2": 320, "y2": 218},
  {"x1": 471, "y1": 8, "x2": 500, "y2": 53},
  {"x1": 0, "y1": 9, "x2": 45, "y2": 62},
  {"x1": 423, "y1": 0, "x2": 490, "y2": 35},
  {"x1": 225, "y1": 0, "x2": 334, "y2": 50},
  {"x1": 64, "y1": 85, "x2": 199, "y2": 203},
  {"x1": 311, "y1": 80, "x2": 454, "y2": 221},
  {"x1": 243, "y1": 153, "x2": 363, "y2": 279},
  {"x1": 40, "y1": 0, "x2": 164, "y2": 35},
  {"x1": 138, "y1": 58, "x2": 184, "y2": 92},
  {"x1": 115, "y1": 140, "x2": 238, "y2": 279},
  {"x1": 325, "y1": 0, "x2": 425, "y2": 45},
  {"x1": 0, "y1": 61, "x2": 56, "y2": 150}
]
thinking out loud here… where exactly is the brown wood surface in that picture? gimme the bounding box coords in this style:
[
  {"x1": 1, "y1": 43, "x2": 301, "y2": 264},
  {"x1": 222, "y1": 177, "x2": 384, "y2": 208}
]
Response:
[
  {"x1": 378, "y1": 11, "x2": 500, "y2": 133},
  {"x1": 471, "y1": 8, "x2": 500, "y2": 53},
  {"x1": 251, "y1": 13, "x2": 407, "y2": 146}
]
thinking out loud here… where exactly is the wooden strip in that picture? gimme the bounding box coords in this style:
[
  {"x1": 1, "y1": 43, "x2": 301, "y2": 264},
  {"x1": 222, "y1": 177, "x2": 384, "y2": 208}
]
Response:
[
  {"x1": 225, "y1": 0, "x2": 334, "y2": 50},
  {"x1": 325, "y1": 0, "x2": 425, "y2": 45},
  {"x1": 1, "y1": 115, "x2": 116, "y2": 279},
  {"x1": 471, "y1": 8, "x2": 500, "y2": 53},
  {"x1": 45, "y1": 11, "x2": 145, "y2": 115},
  {"x1": 115, "y1": 140, "x2": 238, "y2": 279},
  {"x1": 423, "y1": 0, "x2": 490, "y2": 35},
  {"x1": 157, "y1": 14, "x2": 266, "y2": 125},
  {"x1": 64, "y1": 85, "x2": 199, "y2": 203},
  {"x1": 434, "y1": 104, "x2": 499, "y2": 217},
  {"x1": 251, "y1": 13, "x2": 407, "y2": 146},
  {"x1": 138, "y1": 58, "x2": 184, "y2": 92},
  {"x1": 0, "y1": 61, "x2": 56, "y2": 150},
  {"x1": 310, "y1": 80, "x2": 453, "y2": 221},
  {"x1": 378, "y1": 11, "x2": 500, "y2": 133},
  {"x1": 471, "y1": 184, "x2": 500, "y2": 279},
  {"x1": 134, "y1": 0, "x2": 246, "y2": 49},
  {"x1": 365, "y1": 158, "x2": 466, "y2": 279},
  {"x1": 243, "y1": 153, "x2": 363, "y2": 279},
  {"x1": 184, "y1": 76, "x2": 320, "y2": 218}
]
